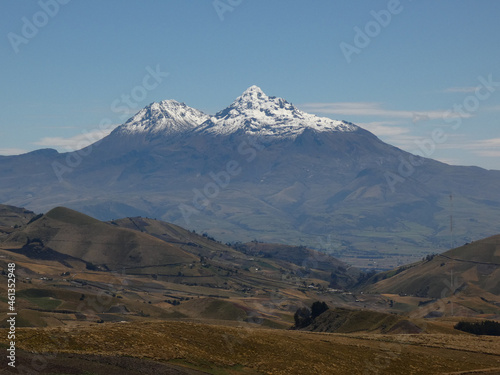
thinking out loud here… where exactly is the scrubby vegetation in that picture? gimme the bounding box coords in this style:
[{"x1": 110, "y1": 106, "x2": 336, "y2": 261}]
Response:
[
  {"x1": 293, "y1": 301, "x2": 329, "y2": 329},
  {"x1": 9, "y1": 320, "x2": 500, "y2": 375},
  {"x1": 454, "y1": 320, "x2": 500, "y2": 336}
]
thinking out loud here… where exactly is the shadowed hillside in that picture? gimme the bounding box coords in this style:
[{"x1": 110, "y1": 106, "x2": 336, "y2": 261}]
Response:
[
  {"x1": 296, "y1": 307, "x2": 424, "y2": 334},
  {"x1": 4, "y1": 207, "x2": 198, "y2": 270},
  {"x1": 0, "y1": 204, "x2": 36, "y2": 235}
]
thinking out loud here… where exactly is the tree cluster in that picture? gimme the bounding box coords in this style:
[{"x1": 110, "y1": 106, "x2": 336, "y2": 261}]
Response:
[
  {"x1": 454, "y1": 320, "x2": 500, "y2": 336},
  {"x1": 293, "y1": 301, "x2": 329, "y2": 329}
]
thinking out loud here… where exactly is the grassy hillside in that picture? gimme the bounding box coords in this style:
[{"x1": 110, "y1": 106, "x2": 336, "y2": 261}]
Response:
[
  {"x1": 110, "y1": 216, "x2": 252, "y2": 262},
  {"x1": 2, "y1": 204, "x2": 497, "y2": 341},
  {"x1": 0, "y1": 204, "x2": 36, "y2": 235},
  {"x1": 234, "y1": 242, "x2": 360, "y2": 288},
  {"x1": 110, "y1": 217, "x2": 360, "y2": 289},
  {"x1": 5, "y1": 207, "x2": 198, "y2": 269},
  {"x1": 359, "y1": 235, "x2": 500, "y2": 318},
  {"x1": 1, "y1": 205, "x2": 499, "y2": 373},
  {"x1": 299, "y1": 307, "x2": 424, "y2": 334},
  {"x1": 5, "y1": 321, "x2": 500, "y2": 375},
  {"x1": 0, "y1": 207, "x2": 366, "y2": 329}
]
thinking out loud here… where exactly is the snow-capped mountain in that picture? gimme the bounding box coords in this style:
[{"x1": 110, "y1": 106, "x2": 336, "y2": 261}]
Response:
[
  {"x1": 111, "y1": 86, "x2": 357, "y2": 140},
  {"x1": 197, "y1": 85, "x2": 358, "y2": 138},
  {"x1": 113, "y1": 99, "x2": 209, "y2": 137},
  {"x1": 1, "y1": 85, "x2": 500, "y2": 264}
]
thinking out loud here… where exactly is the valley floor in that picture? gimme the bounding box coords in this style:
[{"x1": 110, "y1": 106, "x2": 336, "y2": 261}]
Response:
[{"x1": 2, "y1": 320, "x2": 500, "y2": 375}]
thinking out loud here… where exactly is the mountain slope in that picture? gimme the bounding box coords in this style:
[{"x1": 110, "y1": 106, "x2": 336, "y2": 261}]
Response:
[
  {"x1": 1, "y1": 204, "x2": 359, "y2": 289},
  {"x1": 364, "y1": 234, "x2": 500, "y2": 298},
  {"x1": 298, "y1": 307, "x2": 424, "y2": 334},
  {"x1": 5, "y1": 207, "x2": 198, "y2": 269},
  {"x1": 0, "y1": 204, "x2": 36, "y2": 231},
  {"x1": 1, "y1": 86, "x2": 500, "y2": 264},
  {"x1": 109, "y1": 216, "x2": 360, "y2": 289}
]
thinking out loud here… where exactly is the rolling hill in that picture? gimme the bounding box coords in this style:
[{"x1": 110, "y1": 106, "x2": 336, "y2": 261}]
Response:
[
  {"x1": 0, "y1": 204, "x2": 364, "y2": 328},
  {"x1": 4, "y1": 206, "x2": 198, "y2": 270},
  {"x1": 110, "y1": 216, "x2": 360, "y2": 288},
  {"x1": 360, "y1": 235, "x2": 500, "y2": 318}
]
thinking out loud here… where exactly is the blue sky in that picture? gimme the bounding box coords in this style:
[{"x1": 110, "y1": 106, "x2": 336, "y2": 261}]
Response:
[{"x1": 1, "y1": 0, "x2": 500, "y2": 169}]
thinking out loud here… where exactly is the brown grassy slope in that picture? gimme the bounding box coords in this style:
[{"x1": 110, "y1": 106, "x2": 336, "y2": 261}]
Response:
[
  {"x1": 111, "y1": 217, "x2": 360, "y2": 288},
  {"x1": 0, "y1": 245, "x2": 311, "y2": 328},
  {"x1": 0, "y1": 204, "x2": 36, "y2": 234},
  {"x1": 301, "y1": 307, "x2": 422, "y2": 334},
  {"x1": 7, "y1": 321, "x2": 500, "y2": 375},
  {"x1": 363, "y1": 235, "x2": 500, "y2": 298},
  {"x1": 235, "y1": 242, "x2": 360, "y2": 287},
  {"x1": 4, "y1": 207, "x2": 198, "y2": 269},
  {"x1": 5, "y1": 350, "x2": 209, "y2": 375},
  {"x1": 110, "y1": 216, "x2": 251, "y2": 262}
]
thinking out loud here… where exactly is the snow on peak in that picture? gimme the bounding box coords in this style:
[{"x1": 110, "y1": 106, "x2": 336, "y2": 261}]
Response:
[
  {"x1": 112, "y1": 86, "x2": 358, "y2": 140},
  {"x1": 115, "y1": 100, "x2": 209, "y2": 136},
  {"x1": 197, "y1": 86, "x2": 358, "y2": 138},
  {"x1": 239, "y1": 85, "x2": 266, "y2": 99}
]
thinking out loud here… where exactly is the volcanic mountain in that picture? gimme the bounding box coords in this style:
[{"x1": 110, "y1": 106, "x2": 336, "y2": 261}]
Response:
[{"x1": 1, "y1": 86, "x2": 500, "y2": 264}]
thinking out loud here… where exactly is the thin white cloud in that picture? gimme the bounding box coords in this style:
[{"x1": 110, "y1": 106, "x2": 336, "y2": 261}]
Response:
[
  {"x1": 356, "y1": 122, "x2": 441, "y2": 156},
  {"x1": 299, "y1": 102, "x2": 469, "y2": 119},
  {"x1": 433, "y1": 157, "x2": 463, "y2": 165},
  {"x1": 34, "y1": 125, "x2": 119, "y2": 151},
  {"x1": 462, "y1": 138, "x2": 500, "y2": 158},
  {"x1": 356, "y1": 121, "x2": 410, "y2": 136},
  {"x1": 474, "y1": 149, "x2": 500, "y2": 157},
  {"x1": 40, "y1": 126, "x2": 77, "y2": 130},
  {"x1": 0, "y1": 148, "x2": 28, "y2": 156},
  {"x1": 421, "y1": 137, "x2": 500, "y2": 161},
  {"x1": 442, "y1": 86, "x2": 480, "y2": 93}
]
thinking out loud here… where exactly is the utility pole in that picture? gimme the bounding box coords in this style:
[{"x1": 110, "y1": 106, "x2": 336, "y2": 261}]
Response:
[{"x1": 450, "y1": 193, "x2": 454, "y2": 316}]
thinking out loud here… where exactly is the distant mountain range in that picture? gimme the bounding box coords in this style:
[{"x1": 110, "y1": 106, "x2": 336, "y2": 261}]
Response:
[{"x1": 1, "y1": 86, "x2": 500, "y2": 263}]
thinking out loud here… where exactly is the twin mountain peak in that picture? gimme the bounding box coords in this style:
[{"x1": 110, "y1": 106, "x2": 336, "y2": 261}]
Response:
[{"x1": 113, "y1": 85, "x2": 358, "y2": 140}]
